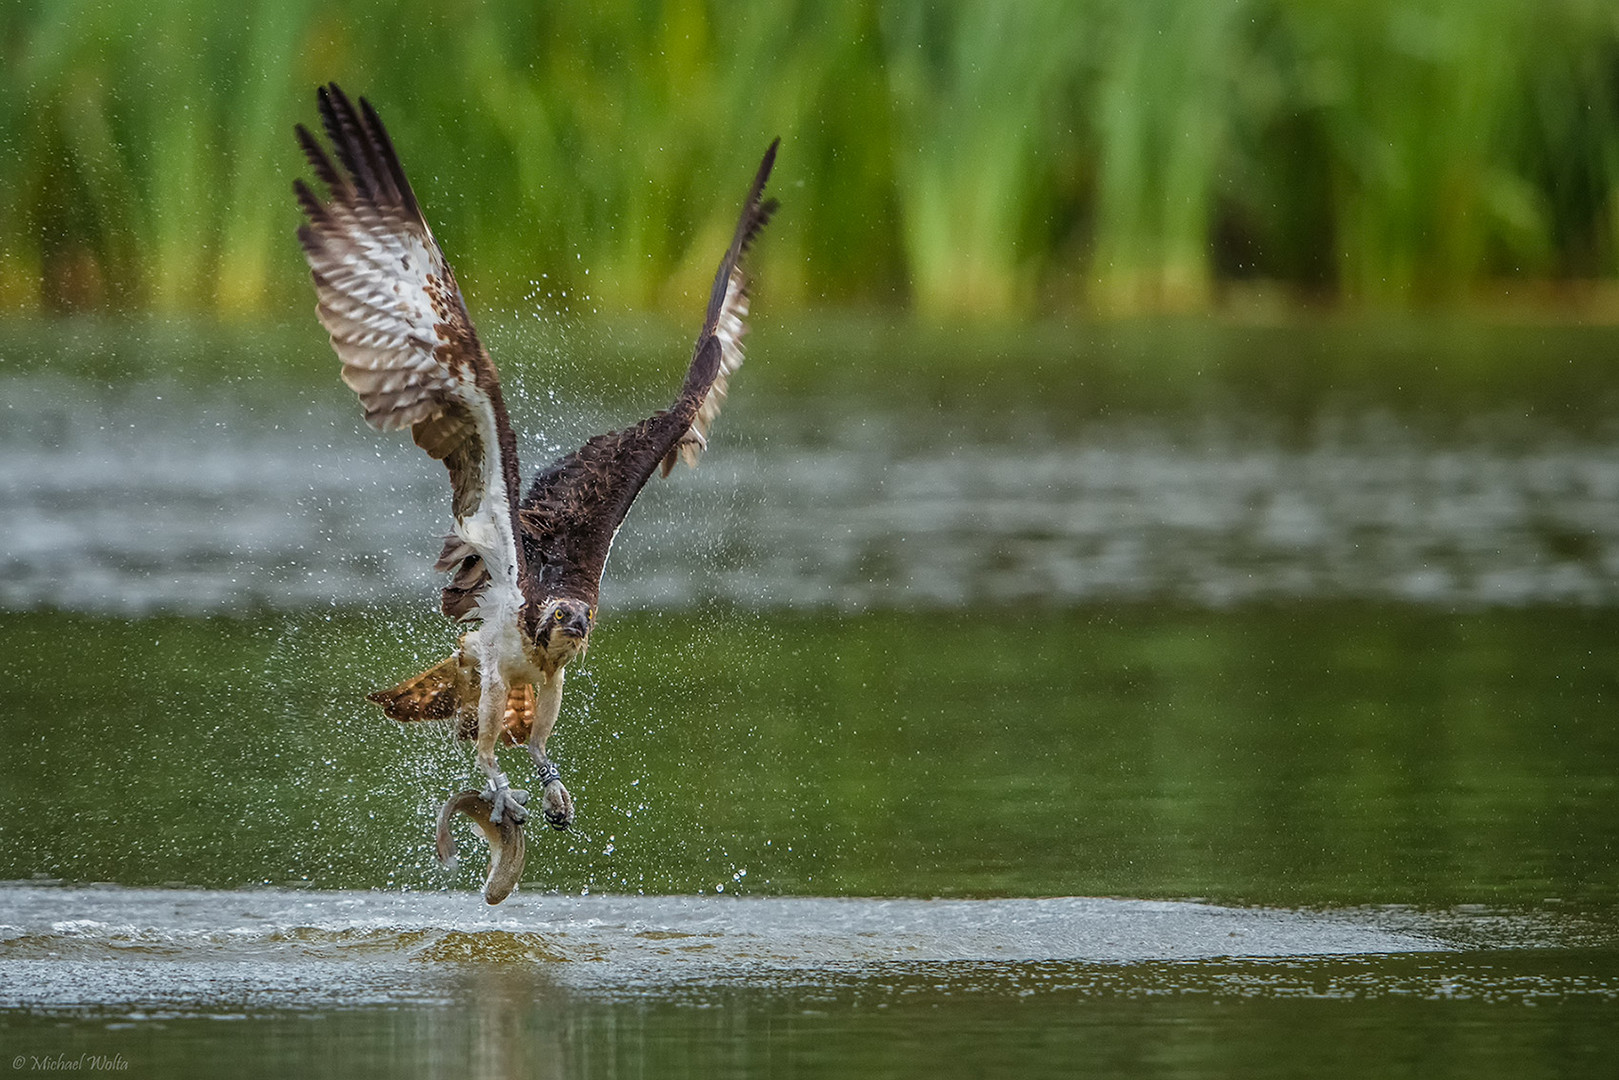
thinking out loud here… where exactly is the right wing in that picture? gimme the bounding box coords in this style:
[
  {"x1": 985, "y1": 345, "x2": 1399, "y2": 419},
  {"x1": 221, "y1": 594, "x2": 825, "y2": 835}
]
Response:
[{"x1": 293, "y1": 83, "x2": 525, "y2": 622}]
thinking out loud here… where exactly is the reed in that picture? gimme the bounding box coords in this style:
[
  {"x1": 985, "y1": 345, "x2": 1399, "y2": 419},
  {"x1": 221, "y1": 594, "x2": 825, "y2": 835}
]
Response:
[
  {"x1": 1085, "y1": 0, "x2": 1247, "y2": 313},
  {"x1": 1, "y1": 0, "x2": 1616, "y2": 320},
  {"x1": 879, "y1": 1, "x2": 1082, "y2": 317}
]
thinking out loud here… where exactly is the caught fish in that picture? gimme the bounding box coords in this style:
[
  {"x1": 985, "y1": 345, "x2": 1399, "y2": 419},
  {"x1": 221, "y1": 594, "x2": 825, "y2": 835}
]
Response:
[{"x1": 436, "y1": 789, "x2": 527, "y2": 904}]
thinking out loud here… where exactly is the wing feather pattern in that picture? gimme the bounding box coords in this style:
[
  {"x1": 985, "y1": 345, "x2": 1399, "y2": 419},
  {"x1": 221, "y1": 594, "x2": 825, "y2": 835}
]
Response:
[
  {"x1": 295, "y1": 83, "x2": 524, "y2": 623},
  {"x1": 663, "y1": 139, "x2": 781, "y2": 477},
  {"x1": 519, "y1": 142, "x2": 779, "y2": 606}
]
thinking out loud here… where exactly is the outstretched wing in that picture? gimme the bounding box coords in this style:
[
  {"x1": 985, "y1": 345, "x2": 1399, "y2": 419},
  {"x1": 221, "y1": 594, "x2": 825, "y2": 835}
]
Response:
[
  {"x1": 660, "y1": 139, "x2": 780, "y2": 477},
  {"x1": 519, "y1": 141, "x2": 780, "y2": 606},
  {"x1": 294, "y1": 83, "x2": 524, "y2": 623}
]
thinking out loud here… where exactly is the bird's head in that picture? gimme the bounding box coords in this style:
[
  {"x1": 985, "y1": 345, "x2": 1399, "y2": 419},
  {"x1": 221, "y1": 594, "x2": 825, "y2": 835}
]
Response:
[{"x1": 531, "y1": 597, "x2": 595, "y2": 660}]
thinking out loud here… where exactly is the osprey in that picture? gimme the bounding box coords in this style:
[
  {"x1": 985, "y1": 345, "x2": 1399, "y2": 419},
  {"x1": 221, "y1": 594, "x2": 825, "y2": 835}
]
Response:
[{"x1": 294, "y1": 84, "x2": 776, "y2": 890}]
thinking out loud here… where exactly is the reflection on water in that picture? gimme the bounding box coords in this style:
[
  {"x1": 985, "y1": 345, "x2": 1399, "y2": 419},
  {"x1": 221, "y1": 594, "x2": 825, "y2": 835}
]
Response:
[
  {"x1": 5, "y1": 359, "x2": 1619, "y2": 613},
  {"x1": 3, "y1": 320, "x2": 1619, "y2": 1078},
  {"x1": 0, "y1": 886, "x2": 1614, "y2": 1080},
  {"x1": 1, "y1": 886, "x2": 1614, "y2": 1080}
]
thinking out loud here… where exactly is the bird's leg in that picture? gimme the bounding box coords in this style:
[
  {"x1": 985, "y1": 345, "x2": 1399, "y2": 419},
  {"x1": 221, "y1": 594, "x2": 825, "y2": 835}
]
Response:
[
  {"x1": 475, "y1": 666, "x2": 528, "y2": 826},
  {"x1": 526, "y1": 669, "x2": 574, "y2": 831}
]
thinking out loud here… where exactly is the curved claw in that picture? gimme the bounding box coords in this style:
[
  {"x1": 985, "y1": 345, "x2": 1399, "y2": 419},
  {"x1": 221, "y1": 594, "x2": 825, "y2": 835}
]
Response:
[
  {"x1": 529, "y1": 752, "x2": 573, "y2": 831},
  {"x1": 483, "y1": 773, "x2": 529, "y2": 826},
  {"x1": 540, "y1": 779, "x2": 574, "y2": 831},
  {"x1": 436, "y1": 789, "x2": 527, "y2": 905}
]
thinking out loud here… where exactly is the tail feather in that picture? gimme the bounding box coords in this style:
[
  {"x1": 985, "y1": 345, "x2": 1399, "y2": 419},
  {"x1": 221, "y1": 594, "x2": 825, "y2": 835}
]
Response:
[
  {"x1": 499, "y1": 683, "x2": 536, "y2": 744},
  {"x1": 368, "y1": 652, "x2": 533, "y2": 746},
  {"x1": 368, "y1": 654, "x2": 469, "y2": 722}
]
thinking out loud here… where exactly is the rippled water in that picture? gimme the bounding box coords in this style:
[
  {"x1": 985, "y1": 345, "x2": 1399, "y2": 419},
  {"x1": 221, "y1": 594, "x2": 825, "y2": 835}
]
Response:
[
  {"x1": 7, "y1": 320, "x2": 1619, "y2": 613},
  {"x1": 4, "y1": 319, "x2": 1618, "y2": 1078},
  {"x1": 0, "y1": 886, "x2": 1454, "y2": 997},
  {"x1": 1, "y1": 886, "x2": 1614, "y2": 1079}
]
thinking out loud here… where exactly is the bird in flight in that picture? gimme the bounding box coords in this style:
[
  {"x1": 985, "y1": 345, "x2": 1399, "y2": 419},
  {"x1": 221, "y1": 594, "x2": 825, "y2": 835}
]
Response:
[{"x1": 294, "y1": 83, "x2": 776, "y2": 899}]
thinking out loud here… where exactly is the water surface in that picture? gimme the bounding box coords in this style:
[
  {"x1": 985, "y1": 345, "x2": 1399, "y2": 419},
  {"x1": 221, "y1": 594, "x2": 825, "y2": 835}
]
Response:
[
  {"x1": 7, "y1": 318, "x2": 1619, "y2": 613},
  {"x1": 3, "y1": 885, "x2": 1615, "y2": 1080},
  {"x1": 3, "y1": 318, "x2": 1618, "y2": 1077}
]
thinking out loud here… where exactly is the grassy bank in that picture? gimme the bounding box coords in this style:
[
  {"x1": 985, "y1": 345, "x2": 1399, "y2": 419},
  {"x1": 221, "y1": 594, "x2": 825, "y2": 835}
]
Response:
[{"x1": 3, "y1": 1, "x2": 1618, "y2": 319}]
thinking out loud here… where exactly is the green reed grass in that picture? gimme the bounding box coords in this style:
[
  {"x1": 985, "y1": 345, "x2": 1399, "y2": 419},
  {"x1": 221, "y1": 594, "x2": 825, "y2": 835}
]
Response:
[
  {"x1": 1, "y1": 0, "x2": 1617, "y2": 320},
  {"x1": 880, "y1": 1, "x2": 1082, "y2": 317}
]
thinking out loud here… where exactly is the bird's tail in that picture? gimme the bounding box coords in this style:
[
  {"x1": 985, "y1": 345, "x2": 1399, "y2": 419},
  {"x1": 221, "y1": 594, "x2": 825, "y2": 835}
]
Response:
[
  {"x1": 368, "y1": 652, "x2": 534, "y2": 745},
  {"x1": 369, "y1": 653, "x2": 469, "y2": 723}
]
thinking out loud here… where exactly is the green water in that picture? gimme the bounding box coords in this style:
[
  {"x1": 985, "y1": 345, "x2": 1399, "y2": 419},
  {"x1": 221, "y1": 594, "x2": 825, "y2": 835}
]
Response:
[
  {"x1": 3, "y1": 605, "x2": 1615, "y2": 906},
  {"x1": 2, "y1": 606, "x2": 1618, "y2": 1078},
  {"x1": 4, "y1": 318, "x2": 1619, "y2": 1077},
  {"x1": 3, "y1": 951, "x2": 1617, "y2": 1080}
]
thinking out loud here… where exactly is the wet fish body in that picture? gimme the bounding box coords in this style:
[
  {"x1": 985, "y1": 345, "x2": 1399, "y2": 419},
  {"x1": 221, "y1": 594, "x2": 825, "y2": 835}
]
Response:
[{"x1": 436, "y1": 789, "x2": 526, "y2": 904}]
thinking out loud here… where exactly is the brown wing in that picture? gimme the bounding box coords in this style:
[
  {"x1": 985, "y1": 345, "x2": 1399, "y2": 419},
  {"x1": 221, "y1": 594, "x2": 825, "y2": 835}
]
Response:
[
  {"x1": 662, "y1": 139, "x2": 780, "y2": 477},
  {"x1": 518, "y1": 337, "x2": 722, "y2": 606},
  {"x1": 519, "y1": 142, "x2": 779, "y2": 606},
  {"x1": 294, "y1": 83, "x2": 524, "y2": 623}
]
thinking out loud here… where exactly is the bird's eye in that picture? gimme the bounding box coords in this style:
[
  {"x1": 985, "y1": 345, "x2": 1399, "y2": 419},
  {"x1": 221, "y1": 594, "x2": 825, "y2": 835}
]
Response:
[{"x1": 553, "y1": 610, "x2": 565, "y2": 621}]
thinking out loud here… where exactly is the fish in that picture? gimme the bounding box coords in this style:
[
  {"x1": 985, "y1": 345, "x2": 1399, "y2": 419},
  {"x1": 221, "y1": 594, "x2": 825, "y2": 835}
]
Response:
[{"x1": 436, "y1": 788, "x2": 527, "y2": 904}]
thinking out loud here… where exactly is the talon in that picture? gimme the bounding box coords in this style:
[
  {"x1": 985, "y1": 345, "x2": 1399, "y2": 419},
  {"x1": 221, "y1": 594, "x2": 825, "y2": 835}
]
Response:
[
  {"x1": 493, "y1": 794, "x2": 528, "y2": 826},
  {"x1": 541, "y1": 779, "x2": 574, "y2": 831},
  {"x1": 482, "y1": 773, "x2": 529, "y2": 826},
  {"x1": 526, "y1": 751, "x2": 572, "y2": 830}
]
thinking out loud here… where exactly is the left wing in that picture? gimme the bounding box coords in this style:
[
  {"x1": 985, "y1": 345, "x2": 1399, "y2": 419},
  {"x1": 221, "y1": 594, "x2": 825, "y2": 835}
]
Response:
[
  {"x1": 660, "y1": 138, "x2": 780, "y2": 477},
  {"x1": 518, "y1": 141, "x2": 780, "y2": 606},
  {"x1": 519, "y1": 336, "x2": 726, "y2": 607},
  {"x1": 293, "y1": 84, "x2": 525, "y2": 622}
]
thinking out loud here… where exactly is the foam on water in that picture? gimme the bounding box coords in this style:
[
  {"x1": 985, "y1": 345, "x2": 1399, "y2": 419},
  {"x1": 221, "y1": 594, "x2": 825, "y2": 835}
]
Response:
[
  {"x1": 6, "y1": 884, "x2": 1618, "y2": 1025},
  {"x1": 0, "y1": 885, "x2": 1447, "y2": 965},
  {"x1": 6, "y1": 883, "x2": 1612, "y2": 1017}
]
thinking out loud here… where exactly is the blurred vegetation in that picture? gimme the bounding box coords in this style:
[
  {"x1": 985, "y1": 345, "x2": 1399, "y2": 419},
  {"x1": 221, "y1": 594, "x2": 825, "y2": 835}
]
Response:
[{"x1": 3, "y1": 0, "x2": 1619, "y2": 320}]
